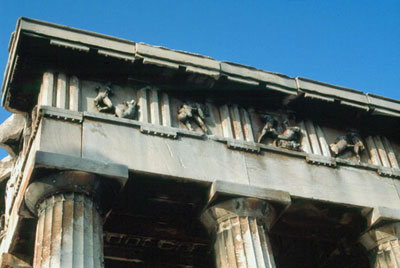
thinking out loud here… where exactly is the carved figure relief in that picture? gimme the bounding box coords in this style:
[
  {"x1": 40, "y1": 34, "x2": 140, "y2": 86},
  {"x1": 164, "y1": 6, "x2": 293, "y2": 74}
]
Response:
[
  {"x1": 257, "y1": 114, "x2": 279, "y2": 143},
  {"x1": 94, "y1": 83, "x2": 114, "y2": 113},
  {"x1": 276, "y1": 120, "x2": 302, "y2": 151},
  {"x1": 257, "y1": 114, "x2": 302, "y2": 151},
  {"x1": 115, "y1": 100, "x2": 137, "y2": 119},
  {"x1": 94, "y1": 83, "x2": 137, "y2": 119},
  {"x1": 330, "y1": 129, "x2": 365, "y2": 159},
  {"x1": 178, "y1": 103, "x2": 207, "y2": 133}
]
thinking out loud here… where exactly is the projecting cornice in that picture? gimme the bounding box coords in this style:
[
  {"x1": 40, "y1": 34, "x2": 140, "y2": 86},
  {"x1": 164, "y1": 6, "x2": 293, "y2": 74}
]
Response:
[{"x1": 2, "y1": 17, "x2": 400, "y2": 117}]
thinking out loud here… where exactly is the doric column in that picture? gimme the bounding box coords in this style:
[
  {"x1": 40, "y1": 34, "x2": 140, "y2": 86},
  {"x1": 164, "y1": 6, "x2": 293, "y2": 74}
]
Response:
[
  {"x1": 201, "y1": 197, "x2": 277, "y2": 268},
  {"x1": 24, "y1": 171, "x2": 116, "y2": 268},
  {"x1": 360, "y1": 222, "x2": 400, "y2": 267}
]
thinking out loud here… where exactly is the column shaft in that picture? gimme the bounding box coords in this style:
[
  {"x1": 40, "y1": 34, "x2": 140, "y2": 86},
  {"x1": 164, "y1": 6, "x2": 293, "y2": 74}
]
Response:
[
  {"x1": 201, "y1": 198, "x2": 276, "y2": 268},
  {"x1": 33, "y1": 193, "x2": 103, "y2": 268},
  {"x1": 214, "y1": 216, "x2": 275, "y2": 268}
]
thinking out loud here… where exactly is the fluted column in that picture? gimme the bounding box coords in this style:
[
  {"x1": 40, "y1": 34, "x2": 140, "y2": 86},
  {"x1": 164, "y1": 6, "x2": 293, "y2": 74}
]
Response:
[
  {"x1": 24, "y1": 171, "x2": 116, "y2": 268},
  {"x1": 360, "y1": 222, "x2": 400, "y2": 267},
  {"x1": 201, "y1": 197, "x2": 276, "y2": 268}
]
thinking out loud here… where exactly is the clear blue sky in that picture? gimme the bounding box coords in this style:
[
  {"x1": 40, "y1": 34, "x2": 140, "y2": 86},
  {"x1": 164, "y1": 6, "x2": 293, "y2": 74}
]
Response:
[{"x1": 0, "y1": 0, "x2": 399, "y2": 159}]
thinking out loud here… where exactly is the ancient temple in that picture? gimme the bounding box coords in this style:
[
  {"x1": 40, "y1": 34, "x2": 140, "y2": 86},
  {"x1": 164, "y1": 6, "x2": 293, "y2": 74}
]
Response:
[{"x1": 0, "y1": 17, "x2": 399, "y2": 268}]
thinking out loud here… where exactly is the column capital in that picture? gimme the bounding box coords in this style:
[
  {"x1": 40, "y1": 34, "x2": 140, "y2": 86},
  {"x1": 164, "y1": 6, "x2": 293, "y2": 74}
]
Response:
[
  {"x1": 360, "y1": 222, "x2": 400, "y2": 251},
  {"x1": 24, "y1": 170, "x2": 118, "y2": 217},
  {"x1": 201, "y1": 197, "x2": 276, "y2": 232}
]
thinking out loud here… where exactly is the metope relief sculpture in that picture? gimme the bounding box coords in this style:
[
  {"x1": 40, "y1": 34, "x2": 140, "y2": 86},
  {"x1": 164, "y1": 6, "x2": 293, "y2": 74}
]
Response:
[
  {"x1": 177, "y1": 103, "x2": 208, "y2": 133},
  {"x1": 94, "y1": 83, "x2": 114, "y2": 113},
  {"x1": 276, "y1": 120, "x2": 302, "y2": 151},
  {"x1": 94, "y1": 83, "x2": 138, "y2": 119},
  {"x1": 257, "y1": 114, "x2": 279, "y2": 143},
  {"x1": 115, "y1": 100, "x2": 137, "y2": 119},
  {"x1": 330, "y1": 129, "x2": 365, "y2": 160},
  {"x1": 257, "y1": 114, "x2": 302, "y2": 151}
]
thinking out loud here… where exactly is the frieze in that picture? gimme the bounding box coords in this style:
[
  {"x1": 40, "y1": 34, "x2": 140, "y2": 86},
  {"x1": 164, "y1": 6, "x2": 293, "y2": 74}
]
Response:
[{"x1": 30, "y1": 72, "x2": 400, "y2": 178}]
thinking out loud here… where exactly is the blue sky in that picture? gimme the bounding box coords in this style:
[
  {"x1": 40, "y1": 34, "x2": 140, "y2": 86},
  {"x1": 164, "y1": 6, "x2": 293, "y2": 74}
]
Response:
[{"x1": 0, "y1": 0, "x2": 399, "y2": 159}]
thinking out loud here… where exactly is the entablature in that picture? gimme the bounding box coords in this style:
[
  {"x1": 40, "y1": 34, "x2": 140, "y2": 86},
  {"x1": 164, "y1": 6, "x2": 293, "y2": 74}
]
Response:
[{"x1": 31, "y1": 72, "x2": 400, "y2": 181}]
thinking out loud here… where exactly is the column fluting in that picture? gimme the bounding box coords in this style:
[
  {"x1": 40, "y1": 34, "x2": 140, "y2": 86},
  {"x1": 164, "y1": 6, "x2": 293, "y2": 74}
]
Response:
[
  {"x1": 201, "y1": 197, "x2": 277, "y2": 268},
  {"x1": 24, "y1": 171, "x2": 115, "y2": 268}
]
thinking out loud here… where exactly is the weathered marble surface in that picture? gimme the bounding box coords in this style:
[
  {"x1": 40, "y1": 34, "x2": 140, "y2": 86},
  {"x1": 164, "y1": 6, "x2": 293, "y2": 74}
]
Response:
[
  {"x1": 34, "y1": 73, "x2": 400, "y2": 172},
  {"x1": 0, "y1": 157, "x2": 13, "y2": 183},
  {"x1": 0, "y1": 114, "x2": 26, "y2": 158},
  {"x1": 1, "y1": 18, "x2": 400, "y2": 268},
  {"x1": 360, "y1": 222, "x2": 400, "y2": 267},
  {"x1": 201, "y1": 198, "x2": 277, "y2": 268},
  {"x1": 24, "y1": 116, "x2": 397, "y2": 210}
]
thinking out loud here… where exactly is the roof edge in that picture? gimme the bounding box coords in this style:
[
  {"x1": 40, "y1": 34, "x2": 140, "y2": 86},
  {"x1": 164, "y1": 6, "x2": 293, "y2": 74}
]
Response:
[{"x1": 1, "y1": 17, "x2": 399, "y2": 117}]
